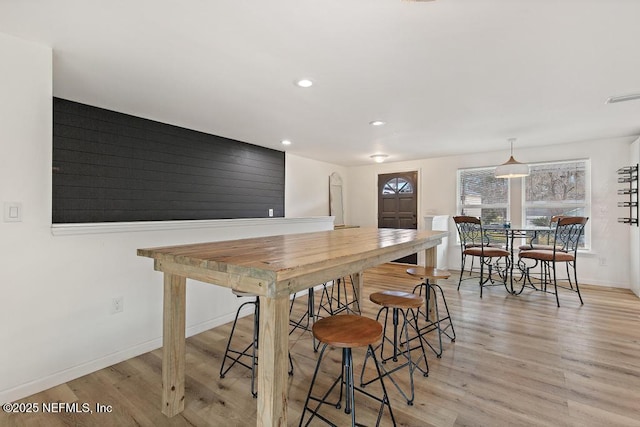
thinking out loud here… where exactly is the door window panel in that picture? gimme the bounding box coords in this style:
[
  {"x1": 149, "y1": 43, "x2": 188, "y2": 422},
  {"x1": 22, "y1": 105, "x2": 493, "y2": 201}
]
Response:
[{"x1": 382, "y1": 177, "x2": 414, "y2": 195}]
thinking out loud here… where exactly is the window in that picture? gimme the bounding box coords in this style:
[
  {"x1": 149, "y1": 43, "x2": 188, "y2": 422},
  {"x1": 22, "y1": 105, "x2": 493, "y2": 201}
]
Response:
[
  {"x1": 457, "y1": 160, "x2": 590, "y2": 249},
  {"x1": 457, "y1": 167, "x2": 509, "y2": 224},
  {"x1": 382, "y1": 177, "x2": 414, "y2": 194},
  {"x1": 522, "y1": 159, "x2": 590, "y2": 247}
]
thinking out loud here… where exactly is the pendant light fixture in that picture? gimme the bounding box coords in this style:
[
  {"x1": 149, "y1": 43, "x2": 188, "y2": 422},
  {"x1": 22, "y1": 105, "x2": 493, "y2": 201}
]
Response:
[{"x1": 494, "y1": 138, "x2": 529, "y2": 178}]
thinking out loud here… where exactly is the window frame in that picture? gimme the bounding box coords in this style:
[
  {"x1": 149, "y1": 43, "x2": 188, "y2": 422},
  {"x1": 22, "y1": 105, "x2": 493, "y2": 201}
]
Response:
[
  {"x1": 456, "y1": 166, "x2": 511, "y2": 223},
  {"x1": 521, "y1": 158, "x2": 591, "y2": 250}
]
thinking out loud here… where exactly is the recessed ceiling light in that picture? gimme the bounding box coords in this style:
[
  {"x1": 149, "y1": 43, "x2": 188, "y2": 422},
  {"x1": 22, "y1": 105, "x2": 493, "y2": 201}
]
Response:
[
  {"x1": 370, "y1": 154, "x2": 389, "y2": 163},
  {"x1": 281, "y1": 139, "x2": 292, "y2": 146},
  {"x1": 295, "y1": 79, "x2": 313, "y2": 88},
  {"x1": 605, "y1": 93, "x2": 640, "y2": 104},
  {"x1": 370, "y1": 120, "x2": 386, "y2": 126}
]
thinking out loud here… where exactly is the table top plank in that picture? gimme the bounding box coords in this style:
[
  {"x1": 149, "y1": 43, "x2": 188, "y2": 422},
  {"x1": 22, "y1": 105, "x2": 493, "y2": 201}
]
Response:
[
  {"x1": 139, "y1": 228, "x2": 444, "y2": 267},
  {"x1": 138, "y1": 227, "x2": 448, "y2": 296}
]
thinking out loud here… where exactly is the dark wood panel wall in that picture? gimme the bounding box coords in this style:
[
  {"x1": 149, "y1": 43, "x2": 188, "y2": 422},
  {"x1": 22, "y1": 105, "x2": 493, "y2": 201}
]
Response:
[{"x1": 52, "y1": 98, "x2": 285, "y2": 223}]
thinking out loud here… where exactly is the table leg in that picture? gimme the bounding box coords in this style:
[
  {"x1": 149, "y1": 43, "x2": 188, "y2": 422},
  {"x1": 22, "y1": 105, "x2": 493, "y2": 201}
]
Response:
[
  {"x1": 424, "y1": 246, "x2": 437, "y2": 316},
  {"x1": 162, "y1": 273, "x2": 186, "y2": 417},
  {"x1": 424, "y1": 246, "x2": 437, "y2": 269},
  {"x1": 352, "y1": 272, "x2": 364, "y2": 312},
  {"x1": 257, "y1": 294, "x2": 289, "y2": 427},
  {"x1": 424, "y1": 246, "x2": 438, "y2": 319}
]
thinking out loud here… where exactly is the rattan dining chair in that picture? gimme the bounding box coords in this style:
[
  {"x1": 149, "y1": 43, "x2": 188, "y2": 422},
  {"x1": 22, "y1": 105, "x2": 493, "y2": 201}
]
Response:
[
  {"x1": 518, "y1": 216, "x2": 588, "y2": 306},
  {"x1": 453, "y1": 216, "x2": 510, "y2": 297}
]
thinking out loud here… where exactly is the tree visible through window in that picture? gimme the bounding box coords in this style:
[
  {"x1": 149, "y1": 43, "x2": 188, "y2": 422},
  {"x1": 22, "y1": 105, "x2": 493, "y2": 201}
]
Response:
[
  {"x1": 523, "y1": 160, "x2": 588, "y2": 227},
  {"x1": 457, "y1": 167, "x2": 509, "y2": 224}
]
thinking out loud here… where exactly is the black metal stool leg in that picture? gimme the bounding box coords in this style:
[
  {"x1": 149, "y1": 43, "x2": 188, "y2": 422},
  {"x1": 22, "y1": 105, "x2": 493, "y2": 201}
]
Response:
[
  {"x1": 344, "y1": 348, "x2": 355, "y2": 424},
  {"x1": 250, "y1": 298, "x2": 259, "y2": 397},
  {"x1": 367, "y1": 345, "x2": 396, "y2": 426},
  {"x1": 432, "y1": 283, "x2": 456, "y2": 342},
  {"x1": 300, "y1": 343, "x2": 395, "y2": 427},
  {"x1": 289, "y1": 288, "x2": 319, "y2": 351},
  {"x1": 221, "y1": 296, "x2": 293, "y2": 397},
  {"x1": 219, "y1": 300, "x2": 257, "y2": 378},
  {"x1": 392, "y1": 308, "x2": 399, "y2": 362},
  {"x1": 412, "y1": 279, "x2": 456, "y2": 358},
  {"x1": 298, "y1": 343, "x2": 335, "y2": 427},
  {"x1": 361, "y1": 306, "x2": 428, "y2": 405},
  {"x1": 317, "y1": 277, "x2": 360, "y2": 316},
  {"x1": 219, "y1": 297, "x2": 262, "y2": 397}
]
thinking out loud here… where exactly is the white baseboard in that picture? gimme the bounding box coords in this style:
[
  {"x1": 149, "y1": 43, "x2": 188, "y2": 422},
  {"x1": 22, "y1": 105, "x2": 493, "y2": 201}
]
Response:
[
  {"x1": 0, "y1": 311, "x2": 241, "y2": 404},
  {"x1": 1, "y1": 284, "x2": 330, "y2": 404}
]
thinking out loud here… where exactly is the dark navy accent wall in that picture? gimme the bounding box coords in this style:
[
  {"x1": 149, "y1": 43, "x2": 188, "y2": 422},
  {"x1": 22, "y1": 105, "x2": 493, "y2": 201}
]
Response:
[{"x1": 52, "y1": 98, "x2": 285, "y2": 223}]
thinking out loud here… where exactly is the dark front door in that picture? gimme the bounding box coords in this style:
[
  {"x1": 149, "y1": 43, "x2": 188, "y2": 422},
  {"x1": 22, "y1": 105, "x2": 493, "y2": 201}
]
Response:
[{"x1": 378, "y1": 171, "x2": 418, "y2": 264}]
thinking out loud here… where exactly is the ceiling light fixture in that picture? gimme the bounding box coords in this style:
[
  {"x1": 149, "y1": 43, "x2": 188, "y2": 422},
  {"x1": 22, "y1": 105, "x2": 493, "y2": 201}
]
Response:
[
  {"x1": 369, "y1": 120, "x2": 386, "y2": 126},
  {"x1": 494, "y1": 138, "x2": 529, "y2": 179},
  {"x1": 370, "y1": 154, "x2": 389, "y2": 163},
  {"x1": 605, "y1": 93, "x2": 640, "y2": 104},
  {"x1": 281, "y1": 139, "x2": 292, "y2": 146},
  {"x1": 295, "y1": 79, "x2": 313, "y2": 88}
]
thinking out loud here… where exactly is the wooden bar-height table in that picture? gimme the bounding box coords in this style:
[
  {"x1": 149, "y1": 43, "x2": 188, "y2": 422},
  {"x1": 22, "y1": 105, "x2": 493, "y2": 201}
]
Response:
[{"x1": 137, "y1": 227, "x2": 447, "y2": 426}]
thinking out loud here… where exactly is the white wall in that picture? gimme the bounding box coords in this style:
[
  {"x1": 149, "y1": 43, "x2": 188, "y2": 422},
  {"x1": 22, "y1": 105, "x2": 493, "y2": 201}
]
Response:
[
  {"x1": 285, "y1": 153, "x2": 349, "y2": 222},
  {"x1": 0, "y1": 33, "x2": 338, "y2": 403},
  {"x1": 630, "y1": 138, "x2": 640, "y2": 297},
  {"x1": 346, "y1": 138, "x2": 635, "y2": 289}
]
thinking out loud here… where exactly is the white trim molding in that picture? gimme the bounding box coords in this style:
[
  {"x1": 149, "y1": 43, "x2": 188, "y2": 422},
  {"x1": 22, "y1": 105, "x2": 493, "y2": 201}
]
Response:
[{"x1": 51, "y1": 216, "x2": 336, "y2": 236}]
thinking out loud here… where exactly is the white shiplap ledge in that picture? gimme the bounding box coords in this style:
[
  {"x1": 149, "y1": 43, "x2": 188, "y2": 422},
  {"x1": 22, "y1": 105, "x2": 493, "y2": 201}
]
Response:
[{"x1": 51, "y1": 216, "x2": 335, "y2": 236}]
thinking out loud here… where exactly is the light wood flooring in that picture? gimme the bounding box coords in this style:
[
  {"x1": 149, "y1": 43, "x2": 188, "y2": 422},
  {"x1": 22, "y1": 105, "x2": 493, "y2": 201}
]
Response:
[{"x1": 2, "y1": 263, "x2": 640, "y2": 426}]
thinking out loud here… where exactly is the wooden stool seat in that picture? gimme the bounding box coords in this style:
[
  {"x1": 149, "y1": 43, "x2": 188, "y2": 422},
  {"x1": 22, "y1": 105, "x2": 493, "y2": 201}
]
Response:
[
  {"x1": 370, "y1": 290, "x2": 423, "y2": 309},
  {"x1": 406, "y1": 267, "x2": 451, "y2": 281},
  {"x1": 312, "y1": 314, "x2": 382, "y2": 348}
]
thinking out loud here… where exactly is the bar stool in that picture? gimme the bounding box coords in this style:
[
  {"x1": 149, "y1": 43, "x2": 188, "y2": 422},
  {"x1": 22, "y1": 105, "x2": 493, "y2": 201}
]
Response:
[
  {"x1": 406, "y1": 267, "x2": 456, "y2": 358},
  {"x1": 317, "y1": 276, "x2": 360, "y2": 317},
  {"x1": 220, "y1": 291, "x2": 293, "y2": 397},
  {"x1": 299, "y1": 314, "x2": 396, "y2": 427},
  {"x1": 289, "y1": 287, "x2": 319, "y2": 351},
  {"x1": 360, "y1": 291, "x2": 428, "y2": 406}
]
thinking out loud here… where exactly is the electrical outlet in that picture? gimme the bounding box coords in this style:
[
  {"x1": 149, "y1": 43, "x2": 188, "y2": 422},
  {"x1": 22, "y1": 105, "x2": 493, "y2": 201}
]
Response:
[
  {"x1": 111, "y1": 296, "x2": 124, "y2": 314},
  {"x1": 268, "y1": 208, "x2": 274, "y2": 217},
  {"x1": 3, "y1": 202, "x2": 22, "y2": 222},
  {"x1": 598, "y1": 257, "x2": 607, "y2": 266}
]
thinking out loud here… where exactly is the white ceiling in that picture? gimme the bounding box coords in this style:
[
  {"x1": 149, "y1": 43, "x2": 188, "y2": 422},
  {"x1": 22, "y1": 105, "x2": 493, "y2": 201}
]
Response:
[{"x1": 2, "y1": 0, "x2": 640, "y2": 166}]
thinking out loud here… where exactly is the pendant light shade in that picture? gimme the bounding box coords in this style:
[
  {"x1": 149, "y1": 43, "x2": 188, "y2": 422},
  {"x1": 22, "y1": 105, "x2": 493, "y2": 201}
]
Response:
[{"x1": 494, "y1": 138, "x2": 529, "y2": 178}]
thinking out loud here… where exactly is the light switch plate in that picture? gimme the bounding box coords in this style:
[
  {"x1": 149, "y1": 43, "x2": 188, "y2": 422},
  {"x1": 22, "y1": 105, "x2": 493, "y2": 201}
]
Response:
[{"x1": 4, "y1": 202, "x2": 22, "y2": 222}]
